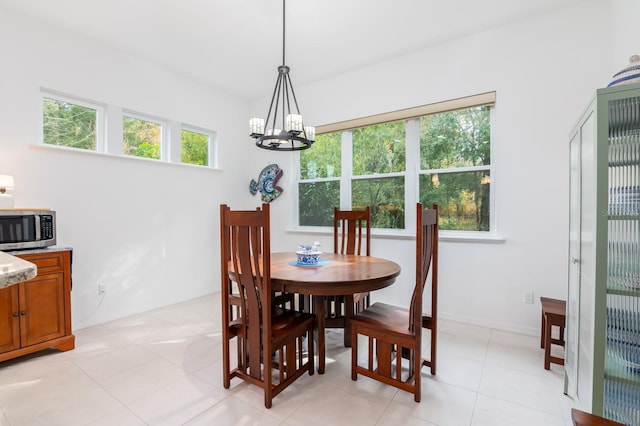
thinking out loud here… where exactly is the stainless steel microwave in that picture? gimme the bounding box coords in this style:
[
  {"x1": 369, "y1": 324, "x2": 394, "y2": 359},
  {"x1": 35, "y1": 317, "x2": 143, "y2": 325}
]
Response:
[{"x1": 0, "y1": 209, "x2": 56, "y2": 251}]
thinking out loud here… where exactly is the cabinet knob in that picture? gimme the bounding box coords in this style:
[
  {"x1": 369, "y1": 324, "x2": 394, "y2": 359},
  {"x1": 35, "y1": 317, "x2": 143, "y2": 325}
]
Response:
[
  {"x1": 20, "y1": 311, "x2": 26, "y2": 316},
  {"x1": 571, "y1": 257, "x2": 580, "y2": 264},
  {"x1": 12, "y1": 312, "x2": 19, "y2": 317}
]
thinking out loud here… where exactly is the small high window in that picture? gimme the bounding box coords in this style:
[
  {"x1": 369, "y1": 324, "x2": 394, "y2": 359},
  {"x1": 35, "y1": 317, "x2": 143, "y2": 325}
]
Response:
[
  {"x1": 181, "y1": 128, "x2": 211, "y2": 166},
  {"x1": 123, "y1": 114, "x2": 163, "y2": 160},
  {"x1": 42, "y1": 94, "x2": 102, "y2": 151},
  {"x1": 40, "y1": 90, "x2": 217, "y2": 168}
]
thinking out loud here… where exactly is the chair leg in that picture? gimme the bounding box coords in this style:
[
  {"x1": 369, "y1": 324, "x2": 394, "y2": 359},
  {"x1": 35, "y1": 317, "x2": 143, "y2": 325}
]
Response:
[
  {"x1": 430, "y1": 325, "x2": 437, "y2": 375},
  {"x1": 414, "y1": 347, "x2": 421, "y2": 402},
  {"x1": 222, "y1": 338, "x2": 231, "y2": 389},
  {"x1": 351, "y1": 325, "x2": 358, "y2": 381},
  {"x1": 308, "y1": 328, "x2": 315, "y2": 376},
  {"x1": 344, "y1": 294, "x2": 355, "y2": 347}
]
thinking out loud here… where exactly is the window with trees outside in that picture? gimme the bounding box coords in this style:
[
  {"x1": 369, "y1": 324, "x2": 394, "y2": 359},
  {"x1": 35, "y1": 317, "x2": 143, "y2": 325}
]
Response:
[
  {"x1": 40, "y1": 91, "x2": 217, "y2": 168},
  {"x1": 42, "y1": 95, "x2": 102, "y2": 150},
  {"x1": 181, "y1": 128, "x2": 210, "y2": 166},
  {"x1": 123, "y1": 114, "x2": 162, "y2": 160},
  {"x1": 297, "y1": 92, "x2": 495, "y2": 234}
]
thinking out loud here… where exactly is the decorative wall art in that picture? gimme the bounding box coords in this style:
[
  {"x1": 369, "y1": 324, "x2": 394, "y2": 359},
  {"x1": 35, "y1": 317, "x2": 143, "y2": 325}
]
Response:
[{"x1": 250, "y1": 163, "x2": 283, "y2": 203}]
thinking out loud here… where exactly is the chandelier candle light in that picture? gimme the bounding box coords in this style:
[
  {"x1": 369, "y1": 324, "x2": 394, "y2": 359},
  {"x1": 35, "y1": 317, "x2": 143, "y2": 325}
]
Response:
[{"x1": 249, "y1": 0, "x2": 315, "y2": 151}]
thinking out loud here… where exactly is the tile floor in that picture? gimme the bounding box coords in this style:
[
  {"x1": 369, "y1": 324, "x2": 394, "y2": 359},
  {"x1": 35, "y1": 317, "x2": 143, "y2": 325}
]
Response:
[{"x1": 0, "y1": 293, "x2": 576, "y2": 425}]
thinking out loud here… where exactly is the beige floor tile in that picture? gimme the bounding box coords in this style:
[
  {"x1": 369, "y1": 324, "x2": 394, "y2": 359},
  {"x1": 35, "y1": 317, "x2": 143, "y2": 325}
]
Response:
[
  {"x1": 71, "y1": 344, "x2": 158, "y2": 380},
  {"x1": 382, "y1": 378, "x2": 477, "y2": 426},
  {"x1": 128, "y1": 374, "x2": 229, "y2": 425},
  {"x1": 185, "y1": 395, "x2": 281, "y2": 426},
  {"x1": 471, "y1": 393, "x2": 565, "y2": 425},
  {"x1": 86, "y1": 407, "x2": 146, "y2": 426},
  {"x1": 98, "y1": 357, "x2": 189, "y2": 404},
  {"x1": 479, "y1": 364, "x2": 565, "y2": 417}
]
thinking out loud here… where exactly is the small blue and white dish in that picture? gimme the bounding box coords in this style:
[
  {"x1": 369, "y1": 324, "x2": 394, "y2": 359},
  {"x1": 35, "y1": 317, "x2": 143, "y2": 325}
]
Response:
[{"x1": 296, "y1": 242, "x2": 322, "y2": 265}]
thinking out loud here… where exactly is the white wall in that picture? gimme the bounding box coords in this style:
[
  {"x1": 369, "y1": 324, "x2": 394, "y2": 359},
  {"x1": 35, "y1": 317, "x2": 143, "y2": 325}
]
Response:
[
  {"x1": 610, "y1": 0, "x2": 640, "y2": 75},
  {"x1": 0, "y1": 7, "x2": 256, "y2": 329},
  {"x1": 260, "y1": 0, "x2": 615, "y2": 335}
]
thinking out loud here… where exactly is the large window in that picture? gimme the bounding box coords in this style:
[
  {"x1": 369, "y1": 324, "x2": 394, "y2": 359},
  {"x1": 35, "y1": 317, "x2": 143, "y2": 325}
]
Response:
[
  {"x1": 297, "y1": 92, "x2": 495, "y2": 234},
  {"x1": 40, "y1": 90, "x2": 217, "y2": 168}
]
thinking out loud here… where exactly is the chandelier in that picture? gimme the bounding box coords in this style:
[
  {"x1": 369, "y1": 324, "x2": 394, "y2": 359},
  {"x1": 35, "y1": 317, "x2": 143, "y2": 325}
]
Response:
[{"x1": 249, "y1": 0, "x2": 315, "y2": 151}]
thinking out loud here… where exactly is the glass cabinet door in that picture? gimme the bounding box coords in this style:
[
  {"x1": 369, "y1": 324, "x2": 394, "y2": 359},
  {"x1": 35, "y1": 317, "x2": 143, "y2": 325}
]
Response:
[{"x1": 603, "y1": 94, "x2": 640, "y2": 425}]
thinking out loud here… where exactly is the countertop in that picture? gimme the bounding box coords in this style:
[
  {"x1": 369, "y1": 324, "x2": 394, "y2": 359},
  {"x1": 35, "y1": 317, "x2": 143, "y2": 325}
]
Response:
[{"x1": 0, "y1": 251, "x2": 37, "y2": 289}]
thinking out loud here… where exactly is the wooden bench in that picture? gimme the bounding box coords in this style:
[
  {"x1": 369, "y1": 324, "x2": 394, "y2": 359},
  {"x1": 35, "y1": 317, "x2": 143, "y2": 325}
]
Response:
[
  {"x1": 540, "y1": 297, "x2": 566, "y2": 370},
  {"x1": 571, "y1": 408, "x2": 625, "y2": 425}
]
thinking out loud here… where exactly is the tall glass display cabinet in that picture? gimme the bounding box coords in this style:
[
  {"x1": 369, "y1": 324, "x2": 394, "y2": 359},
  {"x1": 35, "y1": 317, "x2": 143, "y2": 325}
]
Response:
[{"x1": 565, "y1": 82, "x2": 640, "y2": 425}]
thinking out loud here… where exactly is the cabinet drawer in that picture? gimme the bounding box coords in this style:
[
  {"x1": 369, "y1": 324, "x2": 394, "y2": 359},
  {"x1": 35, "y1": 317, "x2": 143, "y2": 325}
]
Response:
[{"x1": 15, "y1": 251, "x2": 68, "y2": 274}]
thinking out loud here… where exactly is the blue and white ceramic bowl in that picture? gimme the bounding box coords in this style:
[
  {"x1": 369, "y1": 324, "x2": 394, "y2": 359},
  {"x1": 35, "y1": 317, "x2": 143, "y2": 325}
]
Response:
[{"x1": 296, "y1": 243, "x2": 322, "y2": 265}]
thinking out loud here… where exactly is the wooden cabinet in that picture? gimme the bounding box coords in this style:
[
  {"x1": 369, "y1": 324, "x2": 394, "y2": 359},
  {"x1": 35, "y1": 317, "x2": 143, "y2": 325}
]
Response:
[
  {"x1": 0, "y1": 248, "x2": 74, "y2": 362},
  {"x1": 565, "y1": 83, "x2": 640, "y2": 424}
]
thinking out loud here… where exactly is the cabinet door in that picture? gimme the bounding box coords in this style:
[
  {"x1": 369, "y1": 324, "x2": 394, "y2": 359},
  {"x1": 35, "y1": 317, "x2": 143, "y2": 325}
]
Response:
[
  {"x1": 577, "y1": 107, "x2": 598, "y2": 410},
  {"x1": 566, "y1": 128, "x2": 582, "y2": 398},
  {"x1": 19, "y1": 273, "x2": 65, "y2": 347},
  {"x1": 0, "y1": 285, "x2": 20, "y2": 354}
]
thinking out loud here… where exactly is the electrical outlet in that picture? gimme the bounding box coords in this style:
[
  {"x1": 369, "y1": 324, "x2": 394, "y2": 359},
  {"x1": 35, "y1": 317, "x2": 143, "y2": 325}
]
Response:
[
  {"x1": 524, "y1": 291, "x2": 534, "y2": 304},
  {"x1": 98, "y1": 284, "x2": 106, "y2": 296}
]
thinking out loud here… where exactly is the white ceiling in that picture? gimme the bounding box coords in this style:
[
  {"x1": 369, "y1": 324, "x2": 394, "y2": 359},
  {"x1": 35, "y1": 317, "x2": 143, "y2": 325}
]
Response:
[{"x1": 1, "y1": 0, "x2": 584, "y2": 100}]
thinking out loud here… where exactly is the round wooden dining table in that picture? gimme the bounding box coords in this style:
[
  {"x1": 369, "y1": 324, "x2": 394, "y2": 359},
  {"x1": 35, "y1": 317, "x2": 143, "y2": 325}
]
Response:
[{"x1": 270, "y1": 252, "x2": 401, "y2": 373}]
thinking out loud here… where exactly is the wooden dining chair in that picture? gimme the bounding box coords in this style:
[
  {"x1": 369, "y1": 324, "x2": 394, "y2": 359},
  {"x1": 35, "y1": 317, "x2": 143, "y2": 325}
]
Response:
[
  {"x1": 323, "y1": 207, "x2": 371, "y2": 331},
  {"x1": 220, "y1": 203, "x2": 316, "y2": 408},
  {"x1": 350, "y1": 203, "x2": 438, "y2": 402}
]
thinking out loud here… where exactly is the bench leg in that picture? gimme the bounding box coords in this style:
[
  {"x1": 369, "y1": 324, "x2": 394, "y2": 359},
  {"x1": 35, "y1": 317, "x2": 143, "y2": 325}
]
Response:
[
  {"x1": 540, "y1": 309, "x2": 545, "y2": 349},
  {"x1": 544, "y1": 316, "x2": 552, "y2": 370}
]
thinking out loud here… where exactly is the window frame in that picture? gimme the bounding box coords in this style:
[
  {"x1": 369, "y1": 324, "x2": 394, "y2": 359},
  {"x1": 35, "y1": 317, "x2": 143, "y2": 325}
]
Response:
[
  {"x1": 180, "y1": 124, "x2": 217, "y2": 168},
  {"x1": 40, "y1": 90, "x2": 105, "y2": 152},
  {"x1": 294, "y1": 92, "x2": 498, "y2": 239},
  {"x1": 122, "y1": 110, "x2": 166, "y2": 161}
]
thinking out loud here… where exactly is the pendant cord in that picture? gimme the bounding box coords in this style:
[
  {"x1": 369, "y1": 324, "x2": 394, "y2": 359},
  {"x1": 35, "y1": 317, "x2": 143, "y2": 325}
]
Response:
[{"x1": 282, "y1": 0, "x2": 286, "y2": 66}]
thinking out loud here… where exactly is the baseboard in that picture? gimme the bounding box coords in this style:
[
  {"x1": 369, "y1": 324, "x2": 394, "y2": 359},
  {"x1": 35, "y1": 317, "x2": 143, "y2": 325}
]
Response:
[{"x1": 439, "y1": 312, "x2": 539, "y2": 337}]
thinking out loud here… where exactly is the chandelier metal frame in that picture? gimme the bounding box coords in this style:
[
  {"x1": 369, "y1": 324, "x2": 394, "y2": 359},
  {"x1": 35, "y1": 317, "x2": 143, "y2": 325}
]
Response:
[{"x1": 250, "y1": 0, "x2": 314, "y2": 151}]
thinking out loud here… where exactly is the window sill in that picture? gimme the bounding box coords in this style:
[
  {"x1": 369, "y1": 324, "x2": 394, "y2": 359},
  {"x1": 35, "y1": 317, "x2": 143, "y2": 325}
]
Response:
[
  {"x1": 287, "y1": 227, "x2": 505, "y2": 243},
  {"x1": 29, "y1": 143, "x2": 221, "y2": 171}
]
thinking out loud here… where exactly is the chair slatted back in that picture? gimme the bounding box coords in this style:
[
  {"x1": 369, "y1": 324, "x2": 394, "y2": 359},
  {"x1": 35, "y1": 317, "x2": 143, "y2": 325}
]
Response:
[
  {"x1": 333, "y1": 207, "x2": 371, "y2": 256},
  {"x1": 409, "y1": 203, "x2": 438, "y2": 333},
  {"x1": 220, "y1": 203, "x2": 271, "y2": 380}
]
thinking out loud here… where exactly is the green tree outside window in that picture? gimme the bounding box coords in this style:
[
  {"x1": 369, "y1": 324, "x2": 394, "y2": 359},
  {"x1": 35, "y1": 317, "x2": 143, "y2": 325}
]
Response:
[
  {"x1": 181, "y1": 129, "x2": 209, "y2": 166},
  {"x1": 42, "y1": 98, "x2": 97, "y2": 149},
  {"x1": 419, "y1": 106, "x2": 490, "y2": 231},
  {"x1": 297, "y1": 104, "x2": 492, "y2": 232},
  {"x1": 123, "y1": 116, "x2": 161, "y2": 159}
]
